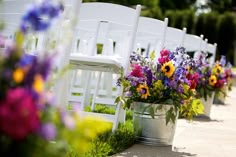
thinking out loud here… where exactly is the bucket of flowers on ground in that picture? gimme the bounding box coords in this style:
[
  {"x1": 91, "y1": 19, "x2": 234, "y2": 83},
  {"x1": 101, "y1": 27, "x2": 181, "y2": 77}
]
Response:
[
  {"x1": 0, "y1": 1, "x2": 111, "y2": 156},
  {"x1": 213, "y1": 56, "x2": 234, "y2": 105},
  {"x1": 116, "y1": 47, "x2": 204, "y2": 146}
]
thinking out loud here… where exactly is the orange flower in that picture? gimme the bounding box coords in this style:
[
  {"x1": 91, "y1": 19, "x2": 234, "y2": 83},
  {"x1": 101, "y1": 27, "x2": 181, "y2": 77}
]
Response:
[
  {"x1": 137, "y1": 84, "x2": 150, "y2": 99},
  {"x1": 33, "y1": 75, "x2": 44, "y2": 94},
  {"x1": 13, "y1": 68, "x2": 24, "y2": 83},
  {"x1": 209, "y1": 75, "x2": 217, "y2": 86}
]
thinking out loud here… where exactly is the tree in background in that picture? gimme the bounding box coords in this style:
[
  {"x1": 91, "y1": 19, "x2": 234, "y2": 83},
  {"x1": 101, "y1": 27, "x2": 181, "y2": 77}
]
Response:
[{"x1": 217, "y1": 12, "x2": 236, "y2": 62}]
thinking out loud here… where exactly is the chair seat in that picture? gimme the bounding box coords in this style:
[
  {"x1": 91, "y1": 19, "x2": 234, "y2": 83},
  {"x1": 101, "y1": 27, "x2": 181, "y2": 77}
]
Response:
[{"x1": 69, "y1": 53, "x2": 123, "y2": 73}]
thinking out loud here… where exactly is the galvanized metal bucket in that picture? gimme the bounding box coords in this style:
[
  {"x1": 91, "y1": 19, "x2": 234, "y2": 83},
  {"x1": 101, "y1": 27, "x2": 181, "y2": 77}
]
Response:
[
  {"x1": 133, "y1": 102, "x2": 178, "y2": 146},
  {"x1": 214, "y1": 85, "x2": 228, "y2": 105},
  {"x1": 200, "y1": 92, "x2": 215, "y2": 117}
]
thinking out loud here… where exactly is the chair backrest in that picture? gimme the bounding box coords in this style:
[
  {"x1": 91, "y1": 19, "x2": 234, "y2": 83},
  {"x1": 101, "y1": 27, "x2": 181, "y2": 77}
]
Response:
[
  {"x1": 71, "y1": 3, "x2": 141, "y2": 73},
  {"x1": 0, "y1": 0, "x2": 35, "y2": 49},
  {"x1": 164, "y1": 27, "x2": 186, "y2": 52},
  {"x1": 207, "y1": 43, "x2": 217, "y2": 65},
  {"x1": 135, "y1": 17, "x2": 168, "y2": 58},
  {"x1": 183, "y1": 34, "x2": 204, "y2": 58}
]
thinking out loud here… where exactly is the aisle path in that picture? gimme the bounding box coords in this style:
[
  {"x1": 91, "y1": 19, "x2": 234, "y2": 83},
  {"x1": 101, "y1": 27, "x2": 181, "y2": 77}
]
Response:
[{"x1": 113, "y1": 87, "x2": 236, "y2": 157}]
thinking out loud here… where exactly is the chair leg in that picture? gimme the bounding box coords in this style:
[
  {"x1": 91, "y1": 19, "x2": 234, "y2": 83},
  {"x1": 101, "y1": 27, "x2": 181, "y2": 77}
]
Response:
[{"x1": 91, "y1": 71, "x2": 102, "y2": 111}]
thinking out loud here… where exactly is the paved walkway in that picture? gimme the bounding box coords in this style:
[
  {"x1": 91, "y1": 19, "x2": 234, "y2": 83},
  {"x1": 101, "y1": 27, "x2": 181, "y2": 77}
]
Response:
[{"x1": 113, "y1": 87, "x2": 236, "y2": 157}]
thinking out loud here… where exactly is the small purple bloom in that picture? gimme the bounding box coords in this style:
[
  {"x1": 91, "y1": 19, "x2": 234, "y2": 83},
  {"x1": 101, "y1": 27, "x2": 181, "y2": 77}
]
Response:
[
  {"x1": 61, "y1": 113, "x2": 75, "y2": 130},
  {"x1": 168, "y1": 80, "x2": 177, "y2": 89},
  {"x1": 177, "y1": 86, "x2": 184, "y2": 94},
  {"x1": 125, "y1": 91, "x2": 132, "y2": 97},
  {"x1": 220, "y1": 55, "x2": 226, "y2": 67},
  {"x1": 143, "y1": 66, "x2": 153, "y2": 86},
  {"x1": 39, "y1": 123, "x2": 56, "y2": 140}
]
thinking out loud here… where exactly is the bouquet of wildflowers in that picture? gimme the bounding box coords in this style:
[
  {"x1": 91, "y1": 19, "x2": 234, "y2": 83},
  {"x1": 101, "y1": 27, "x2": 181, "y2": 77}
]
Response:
[
  {"x1": 117, "y1": 47, "x2": 203, "y2": 124},
  {"x1": 187, "y1": 52, "x2": 234, "y2": 101},
  {"x1": 0, "y1": 1, "x2": 111, "y2": 156},
  {"x1": 187, "y1": 52, "x2": 215, "y2": 101}
]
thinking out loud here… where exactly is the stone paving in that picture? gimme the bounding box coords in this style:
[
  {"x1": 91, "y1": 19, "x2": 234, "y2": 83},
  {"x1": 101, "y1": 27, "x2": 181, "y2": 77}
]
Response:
[{"x1": 113, "y1": 87, "x2": 236, "y2": 157}]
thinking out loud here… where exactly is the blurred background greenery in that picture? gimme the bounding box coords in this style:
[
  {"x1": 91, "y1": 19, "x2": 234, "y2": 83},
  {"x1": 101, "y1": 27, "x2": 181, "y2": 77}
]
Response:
[{"x1": 84, "y1": 0, "x2": 236, "y2": 65}]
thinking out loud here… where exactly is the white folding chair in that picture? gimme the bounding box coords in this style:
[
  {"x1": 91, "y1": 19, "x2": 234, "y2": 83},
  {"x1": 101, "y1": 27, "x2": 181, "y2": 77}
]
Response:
[
  {"x1": 67, "y1": 2, "x2": 141, "y2": 131},
  {"x1": 0, "y1": 0, "x2": 51, "y2": 52},
  {"x1": 207, "y1": 43, "x2": 217, "y2": 66},
  {"x1": 164, "y1": 26, "x2": 187, "y2": 52},
  {"x1": 134, "y1": 17, "x2": 168, "y2": 59},
  {"x1": 0, "y1": 0, "x2": 34, "y2": 41},
  {"x1": 183, "y1": 34, "x2": 204, "y2": 58}
]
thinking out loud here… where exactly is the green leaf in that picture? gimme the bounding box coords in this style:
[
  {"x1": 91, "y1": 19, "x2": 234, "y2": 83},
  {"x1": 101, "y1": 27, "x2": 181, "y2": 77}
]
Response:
[
  {"x1": 15, "y1": 31, "x2": 24, "y2": 48},
  {"x1": 114, "y1": 96, "x2": 122, "y2": 104},
  {"x1": 166, "y1": 111, "x2": 171, "y2": 125},
  {"x1": 155, "y1": 104, "x2": 163, "y2": 111},
  {"x1": 149, "y1": 50, "x2": 155, "y2": 61},
  {"x1": 163, "y1": 99, "x2": 173, "y2": 105},
  {"x1": 149, "y1": 107, "x2": 155, "y2": 119}
]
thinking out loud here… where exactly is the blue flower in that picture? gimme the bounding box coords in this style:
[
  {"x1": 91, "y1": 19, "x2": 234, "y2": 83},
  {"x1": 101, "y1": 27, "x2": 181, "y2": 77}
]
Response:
[
  {"x1": 220, "y1": 55, "x2": 226, "y2": 67},
  {"x1": 19, "y1": 54, "x2": 37, "y2": 67},
  {"x1": 20, "y1": 0, "x2": 63, "y2": 33}
]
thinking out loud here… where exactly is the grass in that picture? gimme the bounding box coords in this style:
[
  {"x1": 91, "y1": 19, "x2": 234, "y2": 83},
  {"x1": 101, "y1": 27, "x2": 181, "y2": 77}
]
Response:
[{"x1": 67, "y1": 106, "x2": 135, "y2": 157}]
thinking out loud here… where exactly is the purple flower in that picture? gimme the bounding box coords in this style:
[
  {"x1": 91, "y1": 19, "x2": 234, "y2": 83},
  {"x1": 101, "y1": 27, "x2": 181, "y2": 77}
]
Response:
[
  {"x1": 143, "y1": 66, "x2": 153, "y2": 86},
  {"x1": 220, "y1": 55, "x2": 226, "y2": 67},
  {"x1": 227, "y1": 62, "x2": 232, "y2": 68},
  {"x1": 20, "y1": 0, "x2": 63, "y2": 33},
  {"x1": 61, "y1": 113, "x2": 75, "y2": 130},
  {"x1": 39, "y1": 123, "x2": 56, "y2": 140},
  {"x1": 168, "y1": 80, "x2": 177, "y2": 89},
  {"x1": 177, "y1": 86, "x2": 184, "y2": 93},
  {"x1": 125, "y1": 91, "x2": 132, "y2": 97},
  {"x1": 19, "y1": 54, "x2": 37, "y2": 67}
]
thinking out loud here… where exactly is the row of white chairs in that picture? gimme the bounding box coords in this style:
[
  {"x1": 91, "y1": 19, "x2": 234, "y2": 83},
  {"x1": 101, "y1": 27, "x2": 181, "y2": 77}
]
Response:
[{"x1": 0, "y1": 0, "x2": 217, "y2": 131}]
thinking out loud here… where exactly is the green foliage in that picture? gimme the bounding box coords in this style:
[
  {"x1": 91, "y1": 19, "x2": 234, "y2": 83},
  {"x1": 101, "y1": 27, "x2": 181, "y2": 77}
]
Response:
[
  {"x1": 195, "y1": 13, "x2": 205, "y2": 36},
  {"x1": 217, "y1": 12, "x2": 236, "y2": 61},
  {"x1": 159, "y1": 0, "x2": 195, "y2": 12},
  {"x1": 165, "y1": 10, "x2": 176, "y2": 27},
  {"x1": 210, "y1": 0, "x2": 233, "y2": 13},
  {"x1": 84, "y1": 104, "x2": 116, "y2": 115},
  {"x1": 180, "y1": 99, "x2": 204, "y2": 120},
  {"x1": 68, "y1": 120, "x2": 135, "y2": 157},
  {"x1": 203, "y1": 12, "x2": 219, "y2": 43}
]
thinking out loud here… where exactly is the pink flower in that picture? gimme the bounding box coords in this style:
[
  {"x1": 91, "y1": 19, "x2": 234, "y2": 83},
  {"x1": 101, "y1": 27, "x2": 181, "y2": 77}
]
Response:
[
  {"x1": 158, "y1": 49, "x2": 170, "y2": 64},
  {"x1": 215, "y1": 79, "x2": 226, "y2": 88},
  {"x1": 0, "y1": 88, "x2": 40, "y2": 140},
  {"x1": 160, "y1": 49, "x2": 170, "y2": 56},
  {"x1": 130, "y1": 64, "x2": 143, "y2": 78},
  {"x1": 186, "y1": 72, "x2": 199, "y2": 89}
]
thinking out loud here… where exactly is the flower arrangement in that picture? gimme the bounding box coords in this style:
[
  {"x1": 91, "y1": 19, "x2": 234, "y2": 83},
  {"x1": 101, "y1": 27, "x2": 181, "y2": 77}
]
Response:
[
  {"x1": 117, "y1": 47, "x2": 204, "y2": 124},
  {"x1": 0, "y1": 1, "x2": 111, "y2": 156},
  {"x1": 191, "y1": 53, "x2": 234, "y2": 101}
]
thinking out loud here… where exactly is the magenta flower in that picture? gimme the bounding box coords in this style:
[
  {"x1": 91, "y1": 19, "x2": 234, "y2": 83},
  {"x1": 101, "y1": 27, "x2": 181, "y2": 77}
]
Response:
[
  {"x1": 0, "y1": 88, "x2": 40, "y2": 140},
  {"x1": 130, "y1": 64, "x2": 143, "y2": 78},
  {"x1": 158, "y1": 49, "x2": 170, "y2": 64}
]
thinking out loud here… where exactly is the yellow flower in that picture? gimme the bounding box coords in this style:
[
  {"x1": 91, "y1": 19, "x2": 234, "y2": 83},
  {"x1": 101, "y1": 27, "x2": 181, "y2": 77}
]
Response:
[
  {"x1": 161, "y1": 61, "x2": 175, "y2": 78},
  {"x1": 216, "y1": 65, "x2": 223, "y2": 74},
  {"x1": 209, "y1": 75, "x2": 217, "y2": 86},
  {"x1": 212, "y1": 63, "x2": 223, "y2": 75},
  {"x1": 33, "y1": 75, "x2": 44, "y2": 93},
  {"x1": 13, "y1": 68, "x2": 24, "y2": 83},
  {"x1": 137, "y1": 84, "x2": 150, "y2": 99}
]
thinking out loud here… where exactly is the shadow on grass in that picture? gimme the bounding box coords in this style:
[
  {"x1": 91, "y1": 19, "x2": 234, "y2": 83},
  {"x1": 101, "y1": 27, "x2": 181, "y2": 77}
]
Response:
[
  {"x1": 112, "y1": 145, "x2": 196, "y2": 157},
  {"x1": 193, "y1": 116, "x2": 223, "y2": 122}
]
